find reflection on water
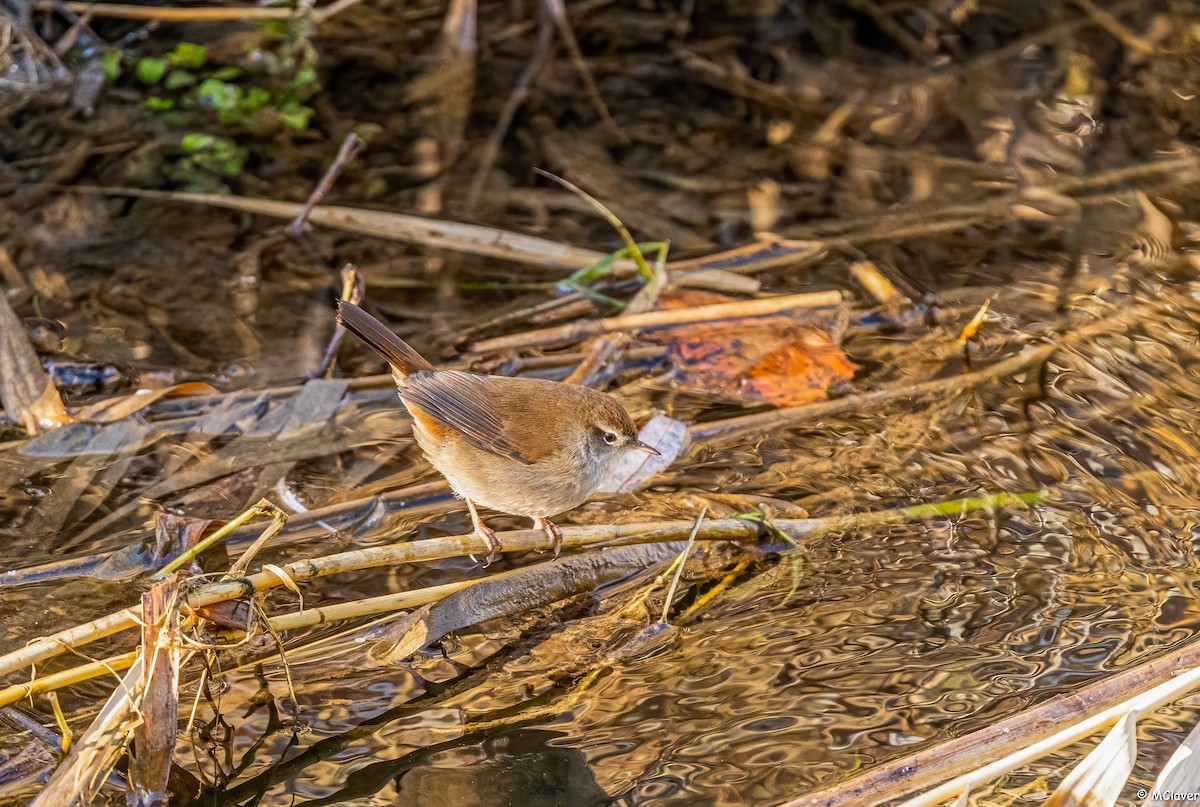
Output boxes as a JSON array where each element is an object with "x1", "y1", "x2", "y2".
[
  {"x1": 5, "y1": 276, "x2": 1200, "y2": 807},
  {"x1": 129, "y1": 283, "x2": 1200, "y2": 806},
  {"x1": 7, "y1": 6, "x2": 1200, "y2": 806}
]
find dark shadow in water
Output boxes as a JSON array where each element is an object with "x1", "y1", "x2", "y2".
[{"x1": 314, "y1": 729, "x2": 612, "y2": 807}]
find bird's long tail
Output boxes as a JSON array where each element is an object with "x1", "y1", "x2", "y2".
[{"x1": 336, "y1": 300, "x2": 435, "y2": 378}]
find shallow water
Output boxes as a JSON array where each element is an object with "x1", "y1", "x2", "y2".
[{"x1": 6, "y1": 2, "x2": 1200, "y2": 804}]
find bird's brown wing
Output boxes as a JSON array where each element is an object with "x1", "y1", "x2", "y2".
[{"x1": 401, "y1": 371, "x2": 543, "y2": 465}]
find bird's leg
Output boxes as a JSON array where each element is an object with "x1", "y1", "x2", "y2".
[
  {"x1": 465, "y1": 498, "x2": 501, "y2": 565},
  {"x1": 533, "y1": 516, "x2": 564, "y2": 558}
]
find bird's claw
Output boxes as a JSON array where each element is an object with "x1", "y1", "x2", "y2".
[
  {"x1": 534, "y1": 517, "x2": 564, "y2": 558},
  {"x1": 476, "y1": 526, "x2": 501, "y2": 567}
]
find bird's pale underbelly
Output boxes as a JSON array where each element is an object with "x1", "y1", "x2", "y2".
[{"x1": 411, "y1": 417, "x2": 605, "y2": 517}]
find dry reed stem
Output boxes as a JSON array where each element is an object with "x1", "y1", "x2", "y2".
[
  {"x1": 1, "y1": 491, "x2": 1036, "y2": 684},
  {"x1": 1064, "y1": 0, "x2": 1154, "y2": 55},
  {"x1": 44, "y1": 2, "x2": 302, "y2": 20},
  {"x1": 471, "y1": 290, "x2": 844, "y2": 352},
  {"x1": 0, "y1": 651, "x2": 137, "y2": 709},
  {"x1": 81, "y1": 187, "x2": 825, "y2": 281},
  {"x1": 0, "y1": 519, "x2": 763, "y2": 680},
  {"x1": 0, "y1": 580, "x2": 478, "y2": 709},
  {"x1": 0, "y1": 493, "x2": 1034, "y2": 717}
]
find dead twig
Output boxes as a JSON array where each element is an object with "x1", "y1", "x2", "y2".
[
  {"x1": 471, "y1": 290, "x2": 844, "y2": 353},
  {"x1": 542, "y1": 0, "x2": 625, "y2": 143},
  {"x1": 286, "y1": 133, "x2": 365, "y2": 236},
  {"x1": 311, "y1": 263, "x2": 365, "y2": 380},
  {"x1": 464, "y1": 12, "x2": 555, "y2": 215},
  {"x1": 1064, "y1": 0, "x2": 1154, "y2": 56}
]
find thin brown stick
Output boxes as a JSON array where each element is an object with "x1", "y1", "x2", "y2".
[
  {"x1": 287, "y1": 133, "x2": 365, "y2": 236},
  {"x1": 43, "y1": 1, "x2": 301, "y2": 20},
  {"x1": 464, "y1": 16, "x2": 555, "y2": 216},
  {"x1": 311, "y1": 263, "x2": 365, "y2": 380},
  {"x1": 471, "y1": 290, "x2": 844, "y2": 352},
  {"x1": 311, "y1": 0, "x2": 367, "y2": 23},
  {"x1": 542, "y1": 0, "x2": 625, "y2": 143},
  {"x1": 843, "y1": 0, "x2": 929, "y2": 62}
]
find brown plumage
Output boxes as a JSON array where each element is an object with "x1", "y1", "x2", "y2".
[{"x1": 336, "y1": 301, "x2": 658, "y2": 563}]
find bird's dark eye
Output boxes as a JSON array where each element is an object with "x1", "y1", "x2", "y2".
[{"x1": 602, "y1": 431, "x2": 618, "y2": 445}]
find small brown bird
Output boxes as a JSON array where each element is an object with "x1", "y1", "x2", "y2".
[{"x1": 336, "y1": 301, "x2": 659, "y2": 563}]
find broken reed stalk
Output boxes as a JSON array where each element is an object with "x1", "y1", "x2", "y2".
[
  {"x1": 0, "y1": 579, "x2": 477, "y2": 710},
  {"x1": 0, "y1": 492, "x2": 1037, "y2": 682},
  {"x1": 28, "y1": 660, "x2": 145, "y2": 807},
  {"x1": 471, "y1": 290, "x2": 845, "y2": 352},
  {"x1": 310, "y1": 263, "x2": 366, "y2": 380},
  {"x1": 790, "y1": 630, "x2": 1200, "y2": 807},
  {"x1": 129, "y1": 576, "x2": 182, "y2": 806},
  {"x1": 151, "y1": 499, "x2": 279, "y2": 581},
  {"x1": 0, "y1": 651, "x2": 138, "y2": 708},
  {"x1": 29, "y1": 578, "x2": 181, "y2": 807}
]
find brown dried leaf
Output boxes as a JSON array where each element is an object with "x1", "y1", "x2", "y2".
[
  {"x1": 0, "y1": 293, "x2": 70, "y2": 434},
  {"x1": 656, "y1": 291, "x2": 857, "y2": 406},
  {"x1": 75, "y1": 381, "x2": 218, "y2": 423}
]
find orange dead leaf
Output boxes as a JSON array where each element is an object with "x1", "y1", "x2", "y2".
[{"x1": 655, "y1": 291, "x2": 857, "y2": 406}]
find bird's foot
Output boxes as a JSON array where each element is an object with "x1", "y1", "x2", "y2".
[
  {"x1": 534, "y1": 517, "x2": 564, "y2": 558},
  {"x1": 474, "y1": 523, "x2": 502, "y2": 567},
  {"x1": 465, "y1": 499, "x2": 502, "y2": 566}
]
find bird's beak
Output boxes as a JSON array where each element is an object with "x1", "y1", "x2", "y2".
[{"x1": 633, "y1": 440, "x2": 661, "y2": 456}]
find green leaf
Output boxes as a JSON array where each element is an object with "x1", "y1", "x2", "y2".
[
  {"x1": 241, "y1": 86, "x2": 272, "y2": 112},
  {"x1": 352, "y1": 123, "x2": 383, "y2": 143},
  {"x1": 210, "y1": 67, "x2": 243, "y2": 81},
  {"x1": 167, "y1": 42, "x2": 208, "y2": 69},
  {"x1": 135, "y1": 57, "x2": 168, "y2": 85},
  {"x1": 143, "y1": 97, "x2": 175, "y2": 112},
  {"x1": 277, "y1": 101, "x2": 313, "y2": 130},
  {"x1": 180, "y1": 133, "x2": 215, "y2": 152},
  {"x1": 196, "y1": 78, "x2": 242, "y2": 113},
  {"x1": 102, "y1": 51, "x2": 122, "y2": 83},
  {"x1": 293, "y1": 68, "x2": 318, "y2": 87},
  {"x1": 164, "y1": 70, "x2": 196, "y2": 90}
]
